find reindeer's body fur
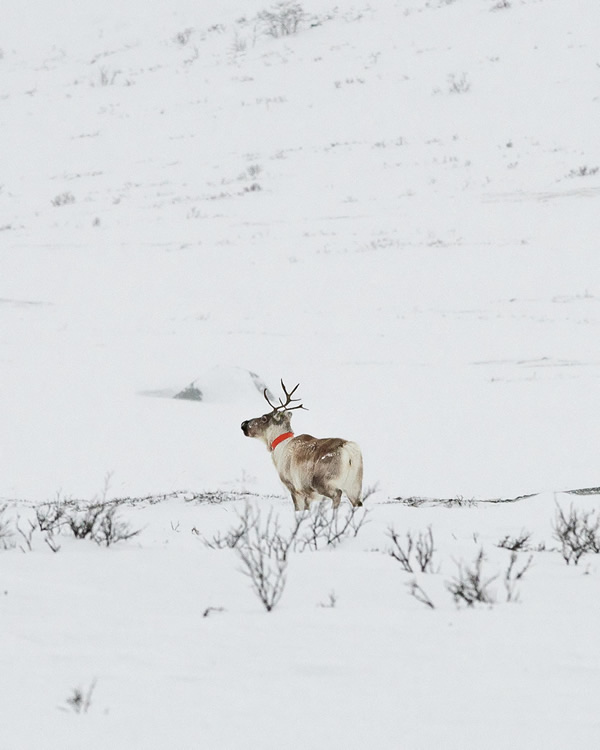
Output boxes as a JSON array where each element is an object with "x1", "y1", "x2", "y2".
[
  {"x1": 272, "y1": 434, "x2": 363, "y2": 511},
  {"x1": 241, "y1": 383, "x2": 363, "y2": 511}
]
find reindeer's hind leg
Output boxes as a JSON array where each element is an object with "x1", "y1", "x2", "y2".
[
  {"x1": 347, "y1": 491, "x2": 363, "y2": 507},
  {"x1": 309, "y1": 464, "x2": 340, "y2": 507},
  {"x1": 329, "y1": 488, "x2": 342, "y2": 509},
  {"x1": 346, "y1": 481, "x2": 363, "y2": 507},
  {"x1": 346, "y1": 469, "x2": 363, "y2": 507},
  {"x1": 344, "y1": 446, "x2": 363, "y2": 507},
  {"x1": 312, "y1": 484, "x2": 342, "y2": 509}
]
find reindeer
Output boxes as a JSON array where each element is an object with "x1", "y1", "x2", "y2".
[{"x1": 241, "y1": 381, "x2": 363, "y2": 511}]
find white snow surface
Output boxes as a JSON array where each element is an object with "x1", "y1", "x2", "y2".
[{"x1": 1, "y1": 0, "x2": 599, "y2": 747}]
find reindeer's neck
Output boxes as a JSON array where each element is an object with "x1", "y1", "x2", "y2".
[
  {"x1": 269, "y1": 432, "x2": 294, "y2": 476},
  {"x1": 260, "y1": 423, "x2": 292, "y2": 451},
  {"x1": 271, "y1": 431, "x2": 294, "y2": 452}
]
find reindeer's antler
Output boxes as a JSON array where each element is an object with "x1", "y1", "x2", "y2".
[{"x1": 263, "y1": 380, "x2": 307, "y2": 413}]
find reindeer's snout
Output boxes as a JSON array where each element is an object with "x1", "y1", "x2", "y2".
[{"x1": 241, "y1": 420, "x2": 250, "y2": 436}]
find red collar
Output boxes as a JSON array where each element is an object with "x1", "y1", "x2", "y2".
[{"x1": 271, "y1": 432, "x2": 294, "y2": 452}]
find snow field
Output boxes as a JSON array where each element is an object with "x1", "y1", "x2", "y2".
[
  {"x1": 1, "y1": 491, "x2": 599, "y2": 748},
  {"x1": 1, "y1": 0, "x2": 600, "y2": 746}
]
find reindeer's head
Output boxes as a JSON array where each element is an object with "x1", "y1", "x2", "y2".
[{"x1": 241, "y1": 381, "x2": 306, "y2": 449}]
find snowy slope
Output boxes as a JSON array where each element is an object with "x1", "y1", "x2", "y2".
[
  {"x1": 1, "y1": 0, "x2": 600, "y2": 746},
  {"x1": 1, "y1": 0, "x2": 599, "y2": 501}
]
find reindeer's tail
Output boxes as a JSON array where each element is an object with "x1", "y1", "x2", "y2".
[{"x1": 341, "y1": 441, "x2": 363, "y2": 507}]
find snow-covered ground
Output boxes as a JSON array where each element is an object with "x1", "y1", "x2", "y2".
[{"x1": 1, "y1": 0, "x2": 599, "y2": 746}]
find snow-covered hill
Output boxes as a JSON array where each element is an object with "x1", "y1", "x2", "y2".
[{"x1": 1, "y1": 0, "x2": 599, "y2": 746}]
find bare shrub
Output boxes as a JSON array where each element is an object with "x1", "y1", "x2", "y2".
[
  {"x1": 36, "y1": 498, "x2": 67, "y2": 533},
  {"x1": 361, "y1": 481, "x2": 379, "y2": 504},
  {"x1": 64, "y1": 501, "x2": 139, "y2": 546},
  {"x1": 204, "y1": 501, "x2": 366, "y2": 558},
  {"x1": 296, "y1": 502, "x2": 367, "y2": 551},
  {"x1": 318, "y1": 591, "x2": 337, "y2": 608},
  {"x1": 447, "y1": 73, "x2": 471, "y2": 94},
  {"x1": 446, "y1": 549, "x2": 496, "y2": 607},
  {"x1": 497, "y1": 530, "x2": 531, "y2": 551},
  {"x1": 406, "y1": 579, "x2": 435, "y2": 609},
  {"x1": 553, "y1": 503, "x2": 600, "y2": 565},
  {"x1": 504, "y1": 552, "x2": 533, "y2": 602},
  {"x1": 387, "y1": 527, "x2": 414, "y2": 572},
  {"x1": 230, "y1": 502, "x2": 364, "y2": 611},
  {"x1": 66, "y1": 504, "x2": 106, "y2": 539},
  {"x1": 98, "y1": 67, "x2": 120, "y2": 86},
  {"x1": 92, "y1": 506, "x2": 140, "y2": 547},
  {"x1": 0, "y1": 504, "x2": 14, "y2": 549},
  {"x1": 415, "y1": 527, "x2": 436, "y2": 573},
  {"x1": 237, "y1": 542, "x2": 286, "y2": 611},
  {"x1": 45, "y1": 531, "x2": 62, "y2": 553},
  {"x1": 567, "y1": 166, "x2": 599, "y2": 178},
  {"x1": 15, "y1": 517, "x2": 36, "y2": 552},
  {"x1": 230, "y1": 32, "x2": 248, "y2": 61},
  {"x1": 201, "y1": 503, "x2": 262, "y2": 549},
  {"x1": 244, "y1": 506, "x2": 303, "y2": 561},
  {"x1": 246, "y1": 164, "x2": 262, "y2": 179},
  {"x1": 51, "y1": 192, "x2": 75, "y2": 207},
  {"x1": 387, "y1": 526, "x2": 436, "y2": 573},
  {"x1": 258, "y1": 2, "x2": 305, "y2": 37},
  {"x1": 173, "y1": 28, "x2": 193, "y2": 46},
  {"x1": 235, "y1": 506, "x2": 302, "y2": 612},
  {"x1": 64, "y1": 679, "x2": 96, "y2": 714}
]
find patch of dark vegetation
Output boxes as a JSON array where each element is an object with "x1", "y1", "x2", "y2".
[
  {"x1": 100, "y1": 490, "x2": 277, "y2": 508},
  {"x1": 567, "y1": 487, "x2": 600, "y2": 496},
  {"x1": 173, "y1": 383, "x2": 203, "y2": 401},
  {"x1": 442, "y1": 496, "x2": 477, "y2": 508},
  {"x1": 566, "y1": 166, "x2": 599, "y2": 179},
  {"x1": 389, "y1": 493, "x2": 538, "y2": 506},
  {"x1": 183, "y1": 490, "x2": 283, "y2": 505},
  {"x1": 391, "y1": 496, "x2": 428, "y2": 507},
  {"x1": 484, "y1": 493, "x2": 538, "y2": 504}
]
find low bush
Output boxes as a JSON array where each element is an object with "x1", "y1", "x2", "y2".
[{"x1": 553, "y1": 503, "x2": 600, "y2": 565}]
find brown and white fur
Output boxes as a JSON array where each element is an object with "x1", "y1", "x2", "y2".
[{"x1": 241, "y1": 409, "x2": 363, "y2": 511}]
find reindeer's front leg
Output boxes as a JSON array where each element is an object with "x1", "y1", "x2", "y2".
[{"x1": 288, "y1": 488, "x2": 306, "y2": 512}]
